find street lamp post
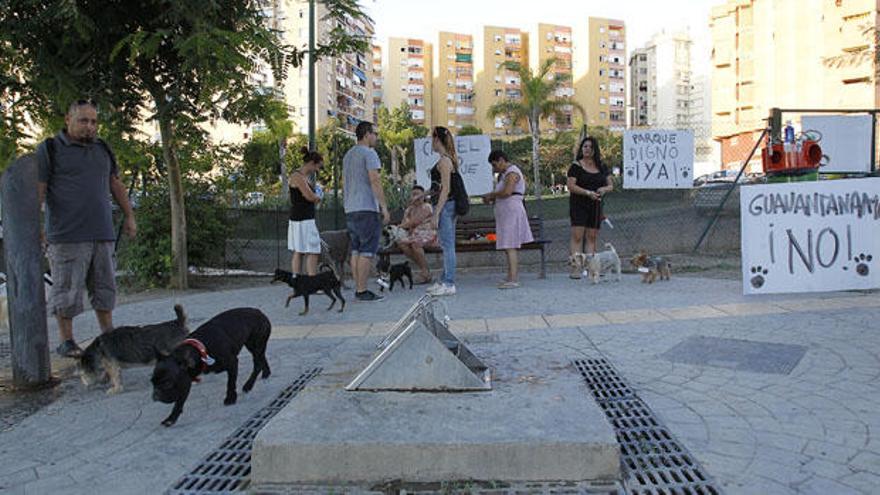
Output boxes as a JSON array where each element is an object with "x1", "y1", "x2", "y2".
[{"x1": 308, "y1": 0, "x2": 316, "y2": 151}]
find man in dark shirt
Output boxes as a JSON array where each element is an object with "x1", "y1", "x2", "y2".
[{"x1": 36, "y1": 100, "x2": 137, "y2": 357}]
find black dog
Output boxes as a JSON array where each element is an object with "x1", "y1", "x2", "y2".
[
  {"x1": 151, "y1": 307, "x2": 272, "y2": 427},
  {"x1": 80, "y1": 304, "x2": 188, "y2": 394},
  {"x1": 376, "y1": 258, "x2": 413, "y2": 292},
  {"x1": 271, "y1": 267, "x2": 345, "y2": 315}
]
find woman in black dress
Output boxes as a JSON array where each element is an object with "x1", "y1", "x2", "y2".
[{"x1": 567, "y1": 136, "x2": 613, "y2": 279}]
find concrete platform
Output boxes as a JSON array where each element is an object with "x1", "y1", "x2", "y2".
[{"x1": 251, "y1": 340, "x2": 620, "y2": 484}]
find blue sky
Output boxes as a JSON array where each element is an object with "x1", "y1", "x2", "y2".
[{"x1": 364, "y1": 0, "x2": 718, "y2": 63}]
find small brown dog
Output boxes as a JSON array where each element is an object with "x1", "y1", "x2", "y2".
[{"x1": 631, "y1": 252, "x2": 672, "y2": 283}]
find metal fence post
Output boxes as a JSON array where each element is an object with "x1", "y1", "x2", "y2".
[{"x1": 692, "y1": 127, "x2": 768, "y2": 253}]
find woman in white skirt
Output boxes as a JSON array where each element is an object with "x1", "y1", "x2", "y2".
[{"x1": 288, "y1": 147, "x2": 324, "y2": 275}]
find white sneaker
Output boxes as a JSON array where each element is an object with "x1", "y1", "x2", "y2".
[
  {"x1": 426, "y1": 282, "x2": 443, "y2": 293},
  {"x1": 427, "y1": 284, "x2": 456, "y2": 296}
]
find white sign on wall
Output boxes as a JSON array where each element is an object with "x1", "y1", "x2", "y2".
[
  {"x1": 801, "y1": 114, "x2": 873, "y2": 174},
  {"x1": 740, "y1": 178, "x2": 880, "y2": 295},
  {"x1": 623, "y1": 129, "x2": 694, "y2": 189},
  {"x1": 414, "y1": 135, "x2": 493, "y2": 196}
]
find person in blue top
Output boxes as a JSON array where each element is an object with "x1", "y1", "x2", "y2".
[{"x1": 342, "y1": 121, "x2": 389, "y2": 302}]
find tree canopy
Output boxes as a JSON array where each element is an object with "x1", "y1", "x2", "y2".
[{"x1": 0, "y1": 0, "x2": 371, "y2": 288}]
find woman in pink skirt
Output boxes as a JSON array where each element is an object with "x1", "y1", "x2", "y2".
[{"x1": 483, "y1": 150, "x2": 533, "y2": 289}]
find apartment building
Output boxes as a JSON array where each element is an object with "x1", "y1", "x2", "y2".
[
  {"x1": 574, "y1": 18, "x2": 626, "y2": 132},
  {"x1": 384, "y1": 37, "x2": 433, "y2": 127},
  {"x1": 371, "y1": 44, "x2": 383, "y2": 123},
  {"x1": 630, "y1": 29, "x2": 716, "y2": 163},
  {"x1": 628, "y1": 30, "x2": 693, "y2": 128},
  {"x1": 532, "y1": 23, "x2": 575, "y2": 130},
  {"x1": 433, "y1": 32, "x2": 476, "y2": 130},
  {"x1": 629, "y1": 48, "x2": 650, "y2": 127},
  {"x1": 475, "y1": 26, "x2": 529, "y2": 136},
  {"x1": 710, "y1": 0, "x2": 880, "y2": 169}
]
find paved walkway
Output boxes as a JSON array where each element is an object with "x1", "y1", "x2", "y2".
[{"x1": 0, "y1": 272, "x2": 879, "y2": 494}]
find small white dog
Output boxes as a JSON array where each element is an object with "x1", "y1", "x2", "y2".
[
  {"x1": 380, "y1": 224, "x2": 408, "y2": 251},
  {"x1": 582, "y1": 243, "x2": 621, "y2": 284}
]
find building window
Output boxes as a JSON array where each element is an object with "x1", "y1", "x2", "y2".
[
  {"x1": 599, "y1": 97, "x2": 607, "y2": 105},
  {"x1": 599, "y1": 69, "x2": 605, "y2": 76},
  {"x1": 494, "y1": 35, "x2": 502, "y2": 42}
]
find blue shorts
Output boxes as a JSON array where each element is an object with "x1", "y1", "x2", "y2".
[{"x1": 346, "y1": 211, "x2": 382, "y2": 257}]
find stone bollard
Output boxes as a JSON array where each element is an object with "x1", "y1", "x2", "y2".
[{"x1": 1, "y1": 154, "x2": 51, "y2": 388}]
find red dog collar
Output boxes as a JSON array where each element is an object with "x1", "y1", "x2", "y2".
[{"x1": 182, "y1": 338, "x2": 215, "y2": 381}]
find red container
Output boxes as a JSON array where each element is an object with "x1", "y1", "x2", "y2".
[{"x1": 761, "y1": 140, "x2": 822, "y2": 174}]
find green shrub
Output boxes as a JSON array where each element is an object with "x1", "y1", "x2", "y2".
[{"x1": 118, "y1": 179, "x2": 230, "y2": 287}]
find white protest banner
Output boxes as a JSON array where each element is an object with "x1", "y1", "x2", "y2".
[
  {"x1": 740, "y1": 178, "x2": 880, "y2": 295},
  {"x1": 801, "y1": 114, "x2": 872, "y2": 174},
  {"x1": 623, "y1": 129, "x2": 694, "y2": 189},
  {"x1": 414, "y1": 134, "x2": 493, "y2": 196}
]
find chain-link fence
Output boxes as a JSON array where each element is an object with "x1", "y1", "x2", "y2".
[
  {"x1": 214, "y1": 120, "x2": 770, "y2": 275},
  {"x1": 100, "y1": 111, "x2": 878, "y2": 284}
]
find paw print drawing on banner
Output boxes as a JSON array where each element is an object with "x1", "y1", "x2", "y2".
[
  {"x1": 854, "y1": 253, "x2": 872, "y2": 277},
  {"x1": 750, "y1": 266, "x2": 768, "y2": 289}
]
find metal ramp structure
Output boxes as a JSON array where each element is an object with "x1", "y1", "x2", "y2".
[{"x1": 345, "y1": 295, "x2": 491, "y2": 391}]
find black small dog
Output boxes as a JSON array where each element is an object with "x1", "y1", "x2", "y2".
[
  {"x1": 80, "y1": 304, "x2": 188, "y2": 394},
  {"x1": 376, "y1": 258, "x2": 413, "y2": 292},
  {"x1": 271, "y1": 267, "x2": 345, "y2": 315},
  {"x1": 151, "y1": 307, "x2": 272, "y2": 427}
]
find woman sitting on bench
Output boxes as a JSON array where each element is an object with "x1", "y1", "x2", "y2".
[{"x1": 396, "y1": 185, "x2": 436, "y2": 285}]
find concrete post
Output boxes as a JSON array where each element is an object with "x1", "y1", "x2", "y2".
[{"x1": 1, "y1": 154, "x2": 51, "y2": 388}]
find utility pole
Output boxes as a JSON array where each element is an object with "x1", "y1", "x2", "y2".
[
  {"x1": 273, "y1": 0, "x2": 288, "y2": 193},
  {"x1": 308, "y1": 0, "x2": 316, "y2": 151}
]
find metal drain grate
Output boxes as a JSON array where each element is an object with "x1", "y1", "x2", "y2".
[
  {"x1": 573, "y1": 359, "x2": 722, "y2": 495},
  {"x1": 167, "y1": 367, "x2": 321, "y2": 495}
]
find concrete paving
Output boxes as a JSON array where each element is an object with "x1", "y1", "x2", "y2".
[
  {"x1": 0, "y1": 271, "x2": 877, "y2": 494},
  {"x1": 252, "y1": 330, "x2": 620, "y2": 484}
]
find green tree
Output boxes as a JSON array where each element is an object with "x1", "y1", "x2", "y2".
[
  {"x1": 487, "y1": 58, "x2": 584, "y2": 201},
  {"x1": 376, "y1": 104, "x2": 428, "y2": 182},
  {"x1": 0, "y1": 0, "x2": 371, "y2": 289},
  {"x1": 458, "y1": 125, "x2": 484, "y2": 136}
]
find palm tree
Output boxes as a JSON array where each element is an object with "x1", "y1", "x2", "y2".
[{"x1": 486, "y1": 57, "x2": 585, "y2": 200}]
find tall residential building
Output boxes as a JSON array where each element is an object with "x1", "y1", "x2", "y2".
[
  {"x1": 371, "y1": 44, "x2": 383, "y2": 123},
  {"x1": 433, "y1": 32, "x2": 476, "y2": 130},
  {"x1": 574, "y1": 18, "x2": 626, "y2": 132},
  {"x1": 628, "y1": 30, "x2": 693, "y2": 128},
  {"x1": 475, "y1": 26, "x2": 529, "y2": 136},
  {"x1": 629, "y1": 29, "x2": 715, "y2": 163},
  {"x1": 629, "y1": 48, "x2": 650, "y2": 127},
  {"x1": 384, "y1": 38, "x2": 433, "y2": 127},
  {"x1": 532, "y1": 23, "x2": 575, "y2": 130},
  {"x1": 280, "y1": 1, "x2": 375, "y2": 136},
  {"x1": 710, "y1": 0, "x2": 880, "y2": 169}
]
